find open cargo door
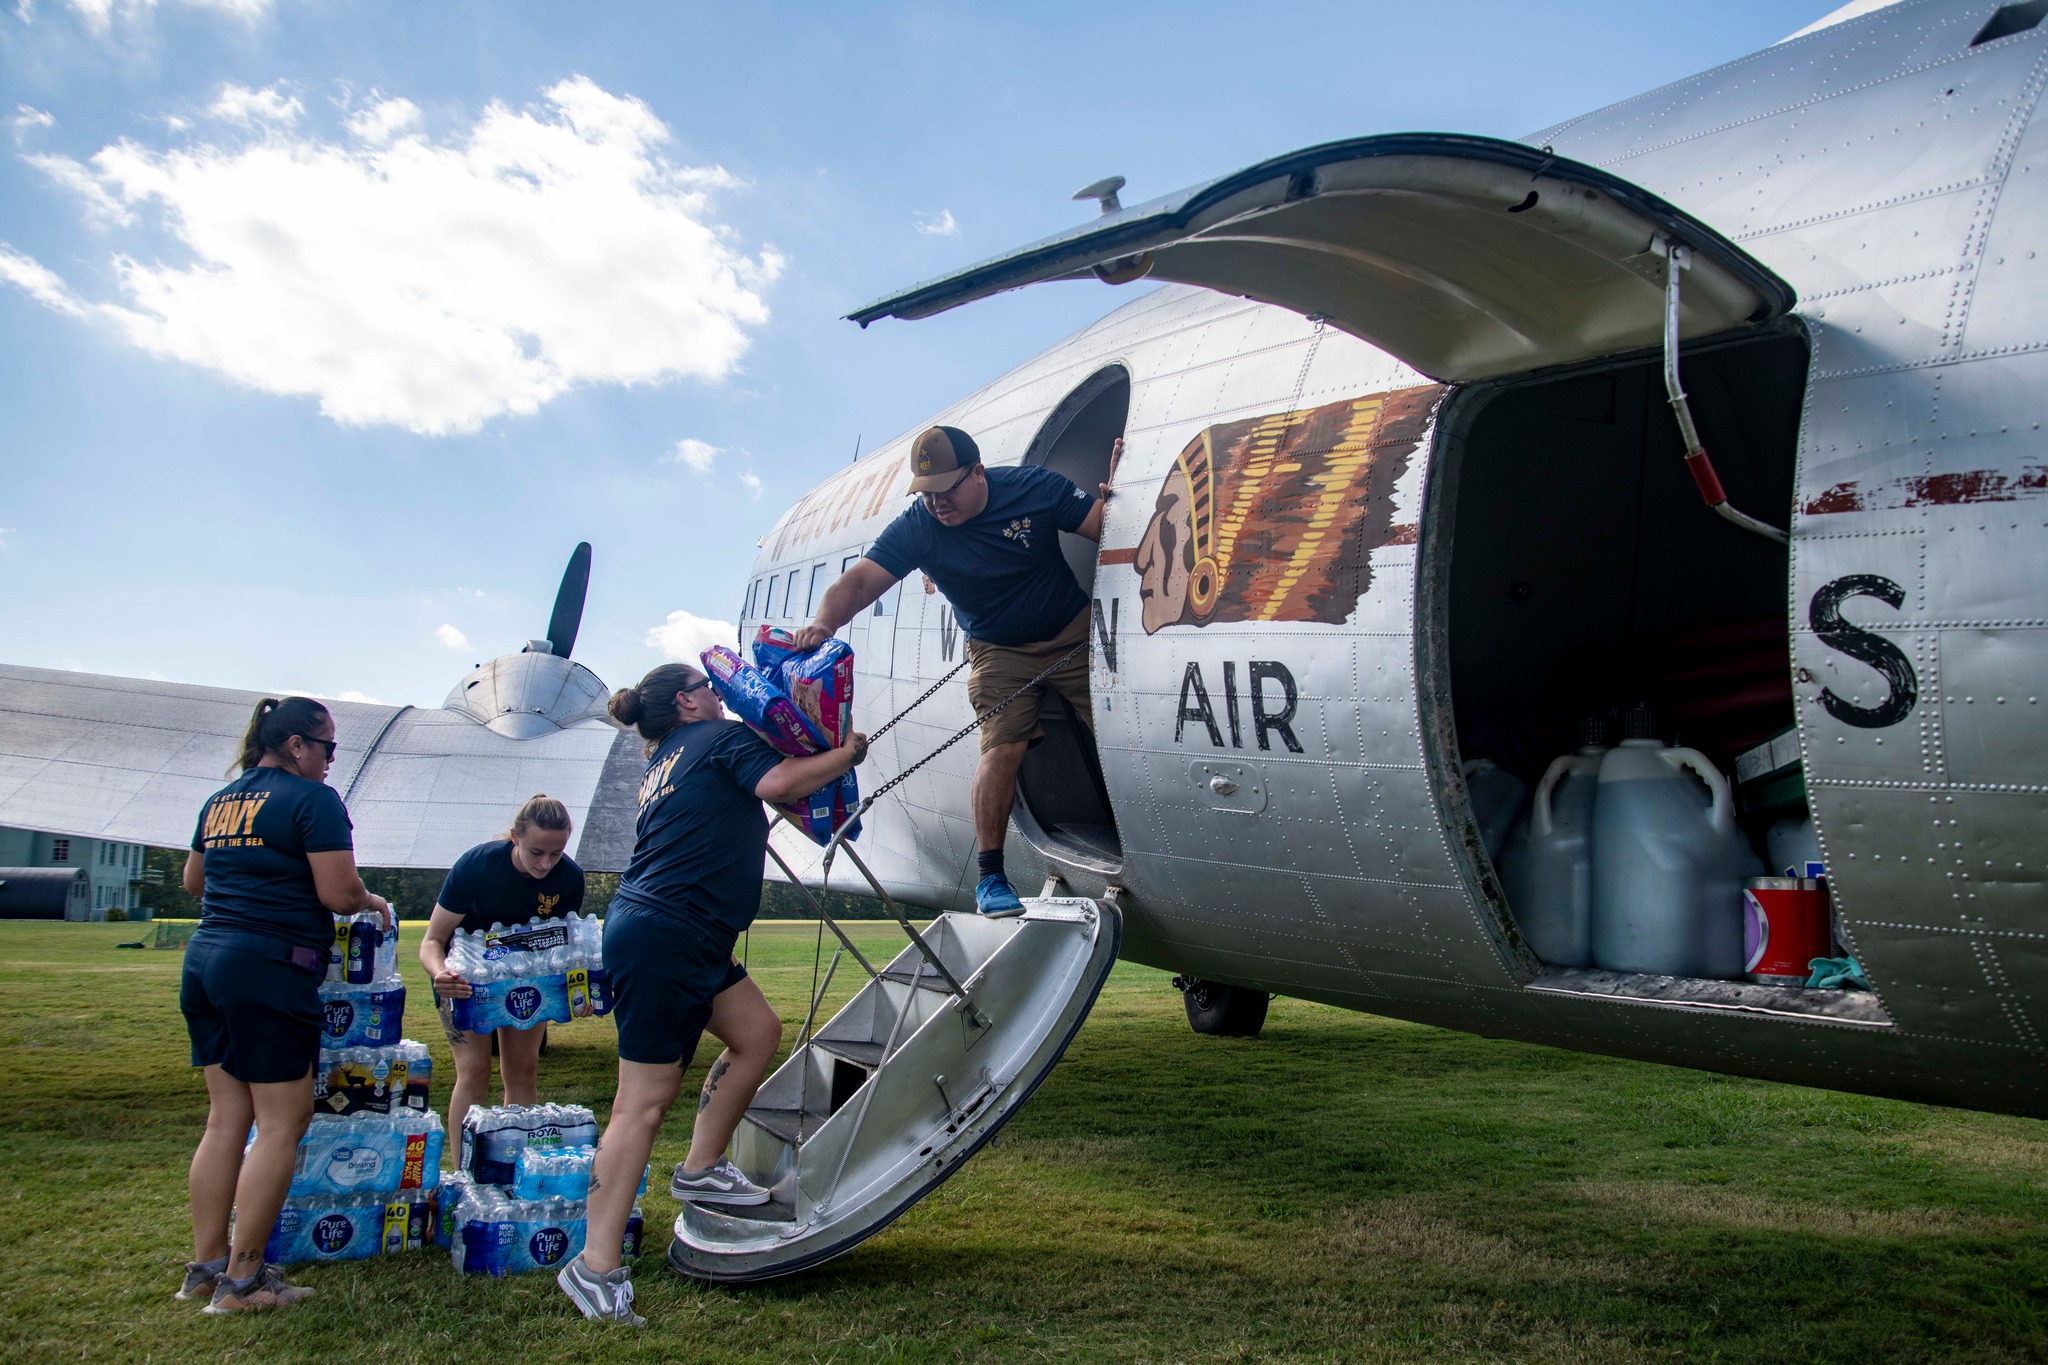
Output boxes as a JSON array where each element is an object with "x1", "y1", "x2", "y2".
[
  {"x1": 849, "y1": 134, "x2": 1793, "y2": 381},
  {"x1": 668, "y1": 898, "x2": 1119, "y2": 1282}
]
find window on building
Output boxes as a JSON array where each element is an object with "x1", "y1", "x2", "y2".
[
  {"x1": 50, "y1": 838, "x2": 69, "y2": 863},
  {"x1": 784, "y1": 569, "x2": 801, "y2": 616},
  {"x1": 806, "y1": 563, "x2": 830, "y2": 618}
]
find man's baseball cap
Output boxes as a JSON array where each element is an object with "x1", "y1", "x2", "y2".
[{"x1": 907, "y1": 425, "x2": 981, "y2": 493}]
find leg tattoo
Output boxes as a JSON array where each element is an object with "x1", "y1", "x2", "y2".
[{"x1": 698, "y1": 1056, "x2": 731, "y2": 1113}]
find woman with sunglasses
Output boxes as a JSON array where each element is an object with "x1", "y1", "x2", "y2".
[
  {"x1": 176, "y1": 695, "x2": 391, "y2": 1313},
  {"x1": 558, "y1": 662, "x2": 864, "y2": 1327}
]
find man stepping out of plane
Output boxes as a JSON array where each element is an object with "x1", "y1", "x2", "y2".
[{"x1": 794, "y1": 425, "x2": 1116, "y2": 916}]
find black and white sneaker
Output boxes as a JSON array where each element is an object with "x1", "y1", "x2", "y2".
[
  {"x1": 557, "y1": 1253, "x2": 644, "y2": 1327},
  {"x1": 669, "y1": 1156, "x2": 771, "y2": 1206}
]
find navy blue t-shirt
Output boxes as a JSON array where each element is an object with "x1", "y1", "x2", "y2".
[
  {"x1": 437, "y1": 839, "x2": 585, "y2": 935},
  {"x1": 189, "y1": 766, "x2": 355, "y2": 953},
  {"x1": 866, "y1": 464, "x2": 1095, "y2": 646},
  {"x1": 610, "y1": 719, "x2": 784, "y2": 935}
]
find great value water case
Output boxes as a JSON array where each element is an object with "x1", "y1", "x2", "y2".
[{"x1": 282, "y1": 1110, "x2": 444, "y2": 1198}]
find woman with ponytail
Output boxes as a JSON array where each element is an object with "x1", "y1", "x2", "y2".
[
  {"x1": 177, "y1": 696, "x2": 391, "y2": 1314},
  {"x1": 557, "y1": 662, "x2": 865, "y2": 1327},
  {"x1": 418, "y1": 794, "x2": 585, "y2": 1134}
]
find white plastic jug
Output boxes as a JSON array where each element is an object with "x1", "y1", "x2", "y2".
[
  {"x1": 1462, "y1": 759, "x2": 1529, "y2": 865},
  {"x1": 1591, "y1": 739, "x2": 1763, "y2": 978},
  {"x1": 1498, "y1": 744, "x2": 1605, "y2": 968}
]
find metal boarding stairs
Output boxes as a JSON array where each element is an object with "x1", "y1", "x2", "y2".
[{"x1": 666, "y1": 825, "x2": 1121, "y2": 1282}]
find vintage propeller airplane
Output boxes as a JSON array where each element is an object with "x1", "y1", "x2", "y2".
[{"x1": 2, "y1": 0, "x2": 2042, "y2": 1280}]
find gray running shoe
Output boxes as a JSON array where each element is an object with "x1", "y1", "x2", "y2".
[
  {"x1": 175, "y1": 1259, "x2": 225, "y2": 1301},
  {"x1": 557, "y1": 1252, "x2": 644, "y2": 1327},
  {"x1": 670, "y1": 1156, "x2": 771, "y2": 1206},
  {"x1": 203, "y1": 1264, "x2": 314, "y2": 1315}
]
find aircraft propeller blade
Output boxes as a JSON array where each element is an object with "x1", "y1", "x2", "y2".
[{"x1": 546, "y1": 542, "x2": 592, "y2": 658}]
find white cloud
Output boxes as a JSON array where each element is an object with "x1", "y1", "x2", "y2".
[
  {"x1": 666, "y1": 436, "x2": 719, "y2": 472},
  {"x1": 66, "y1": 0, "x2": 272, "y2": 36},
  {"x1": 208, "y1": 82, "x2": 302, "y2": 127},
  {"x1": 22, "y1": 154, "x2": 133, "y2": 227},
  {"x1": 435, "y1": 623, "x2": 471, "y2": 651},
  {"x1": 646, "y1": 609, "x2": 734, "y2": 664},
  {"x1": 0, "y1": 244, "x2": 87, "y2": 316},
  {"x1": 2, "y1": 76, "x2": 783, "y2": 435},
  {"x1": 343, "y1": 96, "x2": 420, "y2": 146},
  {"x1": 0, "y1": 528, "x2": 15, "y2": 550},
  {"x1": 14, "y1": 106, "x2": 55, "y2": 136},
  {"x1": 336, "y1": 689, "x2": 381, "y2": 704},
  {"x1": 914, "y1": 208, "x2": 959, "y2": 238},
  {"x1": 737, "y1": 471, "x2": 763, "y2": 499}
]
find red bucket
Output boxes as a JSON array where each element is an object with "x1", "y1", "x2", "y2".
[{"x1": 1742, "y1": 878, "x2": 1832, "y2": 984}]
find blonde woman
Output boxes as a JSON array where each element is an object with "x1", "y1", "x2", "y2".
[{"x1": 418, "y1": 795, "x2": 585, "y2": 1134}]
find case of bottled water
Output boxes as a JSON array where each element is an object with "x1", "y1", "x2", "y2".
[
  {"x1": 328, "y1": 911, "x2": 400, "y2": 984},
  {"x1": 319, "y1": 973, "x2": 407, "y2": 1048},
  {"x1": 314, "y1": 1039, "x2": 432, "y2": 1116},
  {"x1": 447, "y1": 912, "x2": 609, "y2": 1033},
  {"x1": 281, "y1": 1110, "x2": 445, "y2": 1197},
  {"x1": 265, "y1": 1190, "x2": 434, "y2": 1264},
  {"x1": 510, "y1": 1144, "x2": 648, "y2": 1202},
  {"x1": 445, "y1": 1181, "x2": 644, "y2": 1276},
  {"x1": 458, "y1": 1103, "x2": 599, "y2": 1187}
]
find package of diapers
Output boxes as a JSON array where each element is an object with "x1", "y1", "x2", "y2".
[{"x1": 701, "y1": 645, "x2": 825, "y2": 756}]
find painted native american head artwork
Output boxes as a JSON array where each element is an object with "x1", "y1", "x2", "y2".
[{"x1": 1131, "y1": 384, "x2": 1443, "y2": 635}]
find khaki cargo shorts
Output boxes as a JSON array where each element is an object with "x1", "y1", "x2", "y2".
[{"x1": 966, "y1": 607, "x2": 1093, "y2": 752}]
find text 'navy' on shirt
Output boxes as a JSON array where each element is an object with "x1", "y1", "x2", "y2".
[
  {"x1": 610, "y1": 719, "x2": 783, "y2": 935},
  {"x1": 189, "y1": 766, "x2": 354, "y2": 953},
  {"x1": 865, "y1": 464, "x2": 1095, "y2": 646},
  {"x1": 437, "y1": 839, "x2": 586, "y2": 935}
]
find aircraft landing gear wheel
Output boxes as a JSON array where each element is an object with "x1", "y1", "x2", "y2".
[{"x1": 1172, "y1": 975, "x2": 1269, "y2": 1037}]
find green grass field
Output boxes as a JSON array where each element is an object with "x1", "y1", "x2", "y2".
[{"x1": 2, "y1": 920, "x2": 2045, "y2": 1363}]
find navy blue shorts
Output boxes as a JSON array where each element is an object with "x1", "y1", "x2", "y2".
[
  {"x1": 603, "y1": 902, "x2": 749, "y2": 1067},
  {"x1": 180, "y1": 931, "x2": 324, "y2": 1084}
]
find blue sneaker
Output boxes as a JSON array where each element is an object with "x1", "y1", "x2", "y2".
[{"x1": 974, "y1": 874, "x2": 1026, "y2": 918}]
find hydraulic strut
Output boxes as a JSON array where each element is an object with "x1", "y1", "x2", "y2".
[{"x1": 1658, "y1": 239, "x2": 1789, "y2": 546}]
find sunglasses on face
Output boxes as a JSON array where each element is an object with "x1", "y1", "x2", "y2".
[
  {"x1": 297, "y1": 735, "x2": 338, "y2": 760},
  {"x1": 921, "y1": 465, "x2": 977, "y2": 502},
  {"x1": 679, "y1": 679, "x2": 712, "y2": 696}
]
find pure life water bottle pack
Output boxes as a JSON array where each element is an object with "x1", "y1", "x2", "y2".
[{"x1": 447, "y1": 911, "x2": 609, "y2": 1035}]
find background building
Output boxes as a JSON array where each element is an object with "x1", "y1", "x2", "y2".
[{"x1": 0, "y1": 827, "x2": 146, "y2": 920}]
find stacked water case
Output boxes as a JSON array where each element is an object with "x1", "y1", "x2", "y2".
[
  {"x1": 447, "y1": 911, "x2": 611, "y2": 1035},
  {"x1": 265, "y1": 913, "x2": 448, "y2": 1265},
  {"x1": 439, "y1": 1104, "x2": 646, "y2": 1275}
]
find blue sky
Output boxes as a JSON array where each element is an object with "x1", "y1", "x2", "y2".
[{"x1": 0, "y1": 0, "x2": 1842, "y2": 707}]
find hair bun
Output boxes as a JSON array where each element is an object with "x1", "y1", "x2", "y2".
[{"x1": 608, "y1": 687, "x2": 643, "y2": 725}]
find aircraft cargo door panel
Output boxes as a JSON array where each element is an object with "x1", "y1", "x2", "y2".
[{"x1": 1420, "y1": 330, "x2": 1892, "y2": 1030}]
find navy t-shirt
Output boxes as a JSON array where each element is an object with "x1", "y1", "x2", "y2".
[
  {"x1": 610, "y1": 719, "x2": 784, "y2": 935},
  {"x1": 437, "y1": 839, "x2": 585, "y2": 934},
  {"x1": 189, "y1": 766, "x2": 355, "y2": 953},
  {"x1": 866, "y1": 464, "x2": 1095, "y2": 646}
]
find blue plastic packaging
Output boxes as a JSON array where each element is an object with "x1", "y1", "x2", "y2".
[
  {"x1": 319, "y1": 976, "x2": 407, "y2": 1048},
  {"x1": 283, "y1": 1112, "x2": 444, "y2": 1197},
  {"x1": 265, "y1": 1191, "x2": 433, "y2": 1264},
  {"x1": 451, "y1": 973, "x2": 571, "y2": 1034}
]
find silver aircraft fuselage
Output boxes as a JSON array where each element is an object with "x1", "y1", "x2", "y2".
[{"x1": 748, "y1": 0, "x2": 2048, "y2": 1119}]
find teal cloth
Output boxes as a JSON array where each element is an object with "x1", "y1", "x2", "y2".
[{"x1": 1805, "y1": 955, "x2": 1869, "y2": 990}]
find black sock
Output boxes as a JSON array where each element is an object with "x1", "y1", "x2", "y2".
[{"x1": 977, "y1": 849, "x2": 1004, "y2": 880}]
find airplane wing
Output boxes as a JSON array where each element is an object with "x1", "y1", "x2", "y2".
[{"x1": 0, "y1": 662, "x2": 644, "y2": 871}]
